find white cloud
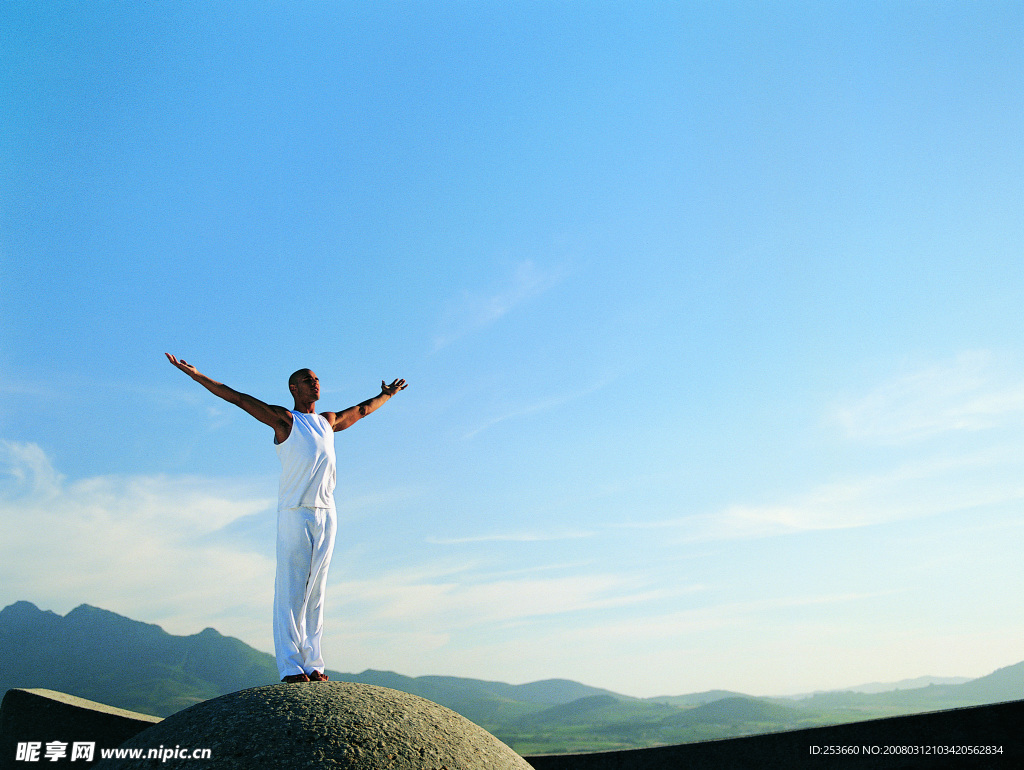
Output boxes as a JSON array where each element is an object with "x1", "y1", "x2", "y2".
[
  {"x1": 1, "y1": 440, "x2": 63, "y2": 498},
  {"x1": 2, "y1": 441, "x2": 696, "y2": 679},
  {"x1": 0, "y1": 442, "x2": 703, "y2": 680},
  {"x1": 0, "y1": 440, "x2": 276, "y2": 642},
  {"x1": 834, "y1": 351, "x2": 1024, "y2": 443}
]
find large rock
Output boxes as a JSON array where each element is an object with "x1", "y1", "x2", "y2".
[{"x1": 94, "y1": 682, "x2": 533, "y2": 769}]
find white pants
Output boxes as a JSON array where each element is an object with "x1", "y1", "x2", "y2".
[{"x1": 273, "y1": 505, "x2": 337, "y2": 679}]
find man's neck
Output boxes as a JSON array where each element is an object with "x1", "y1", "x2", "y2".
[{"x1": 292, "y1": 401, "x2": 316, "y2": 414}]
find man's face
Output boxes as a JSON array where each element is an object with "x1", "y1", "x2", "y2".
[{"x1": 291, "y1": 370, "x2": 320, "y2": 401}]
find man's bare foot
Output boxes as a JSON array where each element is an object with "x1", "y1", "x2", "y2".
[
  {"x1": 281, "y1": 673, "x2": 310, "y2": 683},
  {"x1": 308, "y1": 670, "x2": 329, "y2": 682}
]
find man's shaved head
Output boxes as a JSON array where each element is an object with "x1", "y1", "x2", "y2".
[{"x1": 289, "y1": 368, "x2": 315, "y2": 393}]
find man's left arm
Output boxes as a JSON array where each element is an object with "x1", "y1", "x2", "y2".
[{"x1": 323, "y1": 379, "x2": 407, "y2": 432}]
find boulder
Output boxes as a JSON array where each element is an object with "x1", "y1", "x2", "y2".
[{"x1": 94, "y1": 682, "x2": 533, "y2": 769}]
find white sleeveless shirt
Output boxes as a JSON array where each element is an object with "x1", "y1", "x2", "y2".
[{"x1": 275, "y1": 411, "x2": 337, "y2": 510}]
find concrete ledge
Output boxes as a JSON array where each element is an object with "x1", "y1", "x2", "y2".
[
  {"x1": 0, "y1": 689, "x2": 160, "y2": 770},
  {"x1": 525, "y1": 699, "x2": 1024, "y2": 769}
]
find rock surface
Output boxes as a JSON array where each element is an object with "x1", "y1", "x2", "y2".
[{"x1": 93, "y1": 682, "x2": 533, "y2": 769}]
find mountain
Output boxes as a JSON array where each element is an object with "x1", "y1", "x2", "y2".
[
  {"x1": 953, "y1": 659, "x2": 1024, "y2": 703},
  {"x1": 0, "y1": 600, "x2": 278, "y2": 715},
  {"x1": 3, "y1": 601, "x2": 1024, "y2": 755},
  {"x1": 648, "y1": 689, "x2": 749, "y2": 707},
  {"x1": 838, "y1": 675, "x2": 971, "y2": 694},
  {"x1": 787, "y1": 661, "x2": 1024, "y2": 716},
  {"x1": 334, "y1": 670, "x2": 620, "y2": 727},
  {"x1": 662, "y1": 696, "x2": 802, "y2": 727}
]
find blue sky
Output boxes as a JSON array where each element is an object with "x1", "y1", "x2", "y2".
[{"x1": 2, "y1": 1, "x2": 1023, "y2": 698}]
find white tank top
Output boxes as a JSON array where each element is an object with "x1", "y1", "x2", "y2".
[{"x1": 275, "y1": 411, "x2": 337, "y2": 510}]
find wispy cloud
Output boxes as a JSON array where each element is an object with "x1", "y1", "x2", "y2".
[
  {"x1": 573, "y1": 591, "x2": 896, "y2": 643},
  {"x1": 0, "y1": 375, "x2": 59, "y2": 416},
  {"x1": 321, "y1": 563, "x2": 705, "y2": 681},
  {"x1": 331, "y1": 560, "x2": 701, "y2": 631},
  {"x1": 431, "y1": 260, "x2": 564, "y2": 351},
  {"x1": 460, "y1": 394, "x2": 571, "y2": 439},
  {"x1": 613, "y1": 451, "x2": 1024, "y2": 543},
  {"x1": 461, "y1": 376, "x2": 610, "y2": 439},
  {"x1": 833, "y1": 351, "x2": 1024, "y2": 443}
]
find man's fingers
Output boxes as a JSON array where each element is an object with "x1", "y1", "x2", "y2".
[{"x1": 166, "y1": 353, "x2": 195, "y2": 373}]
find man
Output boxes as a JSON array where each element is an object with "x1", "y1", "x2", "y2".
[{"x1": 165, "y1": 353, "x2": 407, "y2": 683}]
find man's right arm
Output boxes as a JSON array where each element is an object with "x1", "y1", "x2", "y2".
[{"x1": 165, "y1": 353, "x2": 292, "y2": 442}]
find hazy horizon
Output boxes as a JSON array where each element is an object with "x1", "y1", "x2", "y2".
[
  {"x1": 3, "y1": 1, "x2": 1023, "y2": 699},
  {"x1": 0, "y1": 598, "x2": 988, "y2": 700}
]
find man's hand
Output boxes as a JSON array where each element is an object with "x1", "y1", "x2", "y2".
[
  {"x1": 381, "y1": 378, "x2": 408, "y2": 396},
  {"x1": 325, "y1": 378, "x2": 408, "y2": 432},
  {"x1": 166, "y1": 353, "x2": 199, "y2": 379}
]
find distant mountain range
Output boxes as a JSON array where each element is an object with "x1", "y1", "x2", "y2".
[{"x1": 3, "y1": 601, "x2": 1023, "y2": 755}]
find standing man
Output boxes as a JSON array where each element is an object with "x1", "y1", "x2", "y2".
[{"x1": 165, "y1": 353, "x2": 407, "y2": 683}]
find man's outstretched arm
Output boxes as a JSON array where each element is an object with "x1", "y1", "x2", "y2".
[
  {"x1": 165, "y1": 353, "x2": 292, "y2": 441},
  {"x1": 323, "y1": 378, "x2": 407, "y2": 432}
]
